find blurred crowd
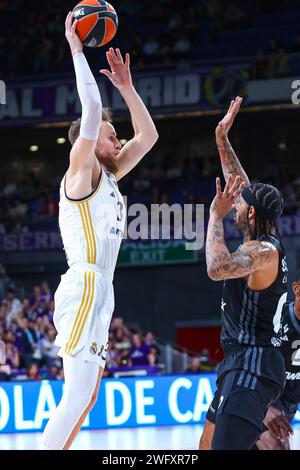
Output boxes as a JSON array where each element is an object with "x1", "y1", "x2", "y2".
[
  {"x1": 0, "y1": 263, "x2": 217, "y2": 381},
  {"x1": 0, "y1": 156, "x2": 299, "y2": 234},
  {"x1": 1, "y1": 0, "x2": 300, "y2": 80}
]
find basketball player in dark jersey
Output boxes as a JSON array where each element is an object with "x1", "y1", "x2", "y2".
[
  {"x1": 255, "y1": 270, "x2": 300, "y2": 450},
  {"x1": 200, "y1": 271, "x2": 300, "y2": 450},
  {"x1": 201, "y1": 97, "x2": 287, "y2": 450}
]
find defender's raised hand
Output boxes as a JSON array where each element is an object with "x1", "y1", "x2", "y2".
[
  {"x1": 100, "y1": 47, "x2": 132, "y2": 91},
  {"x1": 216, "y1": 96, "x2": 243, "y2": 142},
  {"x1": 210, "y1": 174, "x2": 246, "y2": 219}
]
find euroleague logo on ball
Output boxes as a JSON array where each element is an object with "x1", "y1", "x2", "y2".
[
  {"x1": 73, "y1": 0, "x2": 118, "y2": 48},
  {"x1": 73, "y1": 8, "x2": 85, "y2": 18}
]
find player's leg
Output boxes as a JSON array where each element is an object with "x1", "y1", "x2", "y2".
[
  {"x1": 199, "y1": 377, "x2": 221, "y2": 449},
  {"x1": 211, "y1": 371, "x2": 273, "y2": 450},
  {"x1": 42, "y1": 352, "x2": 100, "y2": 450},
  {"x1": 199, "y1": 419, "x2": 215, "y2": 450},
  {"x1": 212, "y1": 414, "x2": 261, "y2": 450},
  {"x1": 63, "y1": 365, "x2": 104, "y2": 450},
  {"x1": 256, "y1": 429, "x2": 290, "y2": 450}
]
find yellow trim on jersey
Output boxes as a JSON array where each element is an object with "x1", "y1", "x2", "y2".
[
  {"x1": 85, "y1": 202, "x2": 97, "y2": 264},
  {"x1": 65, "y1": 271, "x2": 95, "y2": 356},
  {"x1": 78, "y1": 201, "x2": 97, "y2": 264},
  {"x1": 65, "y1": 171, "x2": 104, "y2": 205},
  {"x1": 70, "y1": 271, "x2": 95, "y2": 353},
  {"x1": 79, "y1": 204, "x2": 92, "y2": 263},
  {"x1": 65, "y1": 271, "x2": 89, "y2": 355}
]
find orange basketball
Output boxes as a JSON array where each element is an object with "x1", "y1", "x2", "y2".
[{"x1": 73, "y1": 0, "x2": 118, "y2": 48}]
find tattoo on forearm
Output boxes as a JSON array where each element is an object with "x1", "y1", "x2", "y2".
[
  {"x1": 217, "y1": 136, "x2": 250, "y2": 185},
  {"x1": 206, "y1": 218, "x2": 274, "y2": 281}
]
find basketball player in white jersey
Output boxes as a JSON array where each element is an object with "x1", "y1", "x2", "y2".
[{"x1": 42, "y1": 12, "x2": 158, "y2": 450}]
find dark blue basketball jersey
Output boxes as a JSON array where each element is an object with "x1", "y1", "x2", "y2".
[
  {"x1": 220, "y1": 236, "x2": 288, "y2": 348},
  {"x1": 279, "y1": 302, "x2": 300, "y2": 404}
]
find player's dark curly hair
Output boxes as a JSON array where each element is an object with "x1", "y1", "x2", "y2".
[{"x1": 246, "y1": 183, "x2": 284, "y2": 242}]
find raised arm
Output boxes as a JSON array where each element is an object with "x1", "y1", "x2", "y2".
[
  {"x1": 216, "y1": 96, "x2": 250, "y2": 186},
  {"x1": 65, "y1": 12, "x2": 102, "y2": 198},
  {"x1": 100, "y1": 48, "x2": 158, "y2": 181},
  {"x1": 206, "y1": 176, "x2": 276, "y2": 281}
]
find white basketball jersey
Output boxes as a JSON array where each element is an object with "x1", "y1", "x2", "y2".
[{"x1": 58, "y1": 170, "x2": 125, "y2": 273}]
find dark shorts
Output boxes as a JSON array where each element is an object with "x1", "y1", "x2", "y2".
[{"x1": 206, "y1": 369, "x2": 282, "y2": 432}]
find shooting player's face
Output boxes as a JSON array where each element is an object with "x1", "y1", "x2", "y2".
[{"x1": 95, "y1": 121, "x2": 121, "y2": 173}]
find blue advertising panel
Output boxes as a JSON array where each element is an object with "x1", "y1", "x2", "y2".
[{"x1": 0, "y1": 373, "x2": 299, "y2": 434}]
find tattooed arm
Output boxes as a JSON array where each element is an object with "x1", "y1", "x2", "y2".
[
  {"x1": 206, "y1": 175, "x2": 275, "y2": 281},
  {"x1": 216, "y1": 96, "x2": 250, "y2": 186},
  {"x1": 206, "y1": 223, "x2": 276, "y2": 281}
]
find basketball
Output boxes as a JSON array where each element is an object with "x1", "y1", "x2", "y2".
[{"x1": 73, "y1": 0, "x2": 118, "y2": 48}]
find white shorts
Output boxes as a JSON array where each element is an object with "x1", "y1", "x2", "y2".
[{"x1": 53, "y1": 263, "x2": 114, "y2": 367}]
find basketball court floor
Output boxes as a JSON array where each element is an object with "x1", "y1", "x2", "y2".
[{"x1": 1, "y1": 424, "x2": 300, "y2": 450}]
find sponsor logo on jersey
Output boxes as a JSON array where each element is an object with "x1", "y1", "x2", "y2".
[
  {"x1": 110, "y1": 227, "x2": 124, "y2": 237},
  {"x1": 110, "y1": 192, "x2": 116, "y2": 198},
  {"x1": 221, "y1": 299, "x2": 226, "y2": 312}
]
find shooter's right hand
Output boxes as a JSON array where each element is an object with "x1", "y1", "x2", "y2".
[{"x1": 65, "y1": 11, "x2": 83, "y2": 56}]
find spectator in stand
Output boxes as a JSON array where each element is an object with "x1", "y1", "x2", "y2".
[
  {"x1": 0, "y1": 301, "x2": 8, "y2": 326},
  {"x1": 40, "y1": 280, "x2": 53, "y2": 308},
  {"x1": 46, "y1": 364, "x2": 61, "y2": 380},
  {"x1": 5, "y1": 339, "x2": 20, "y2": 369},
  {"x1": 20, "y1": 317, "x2": 43, "y2": 367},
  {"x1": 21, "y1": 298, "x2": 34, "y2": 321},
  {"x1": 30, "y1": 285, "x2": 49, "y2": 315},
  {"x1": 5, "y1": 288, "x2": 22, "y2": 330},
  {"x1": 144, "y1": 330, "x2": 160, "y2": 361},
  {"x1": 142, "y1": 35, "x2": 160, "y2": 65},
  {"x1": 41, "y1": 327, "x2": 60, "y2": 367},
  {"x1": 172, "y1": 34, "x2": 191, "y2": 61},
  {"x1": 129, "y1": 332, "x2": 151, "y2": 366},
  {"x1": 199, "y1": 348, "x2": 218, "y2": 371},
  {"x1": 113, "y1": 327, "x2": 131, "y2": 352},
  {"x1": 26, "y1": 362, "x2": 42, "y2": 381},
  {"x1": 0, "y1": 264, "x2": 15, "y2": 300},
  {"x1": 185, "y1": 356, "x2": 203, "y2": 374}
]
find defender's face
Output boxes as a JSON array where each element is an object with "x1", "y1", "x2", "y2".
[
  {"x1": 232, "y1": 195, "x2": 249, "y2": 232},
  {"x1": 293, "y1": 281, "x2": 300, "y2": 299},
  {"x1": 95, "y1": 121, "x2": 121, "y2": 173}
]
